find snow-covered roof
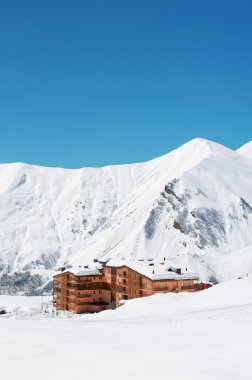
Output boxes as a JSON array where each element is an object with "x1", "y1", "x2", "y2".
[
  {"x1": 69, "y1": 269, "x2": 102, "y2": 276},
  {"x1": 105, "y1": 259, "x2": 199, "y2": 281},
  {"x1": 58, "y1": 263, "x2": 102, "y2": 277},
  {"x1": 55, "y1": 259, "x2": 198, "y2": 280}
]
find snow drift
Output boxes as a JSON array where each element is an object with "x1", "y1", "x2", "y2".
[{"x1": 96, "y1": 276, "x2": 252, "y2": 320}]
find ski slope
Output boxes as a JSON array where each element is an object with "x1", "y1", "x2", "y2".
[{"x1": 1, "y1": 278, "x2": 252, "y2": 380}]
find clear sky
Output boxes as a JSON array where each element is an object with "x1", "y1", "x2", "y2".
[{"x1": 0, "y1": 0, "x2": 252, "y2": 168}]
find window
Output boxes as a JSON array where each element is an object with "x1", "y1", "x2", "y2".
[
  {"x1": 123, "y1": 271, "x2": 126, "y2": 276},
  {"x1": 93, "y1": 291, "x2": 96, "y2": 294},
  {"x1": 129, "y1": 281, "x2": 132, "y2": 285},
  {"x1": 99, "y1": 290, "x2": 102, "y2": 294},
  {"x1": 135, "y1": 290, "x2": 137, "y2": 294},
  {"x1": 135, "y1": 274, "x2": 137, "y2": 278}
]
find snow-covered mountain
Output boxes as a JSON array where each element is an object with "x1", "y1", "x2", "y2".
[
  {"x1": 237, "y1": 141, "x2": 252, "y2": 159},
  {"x1": 1, "y1": 138, "x2": 252, "y2": 294}
]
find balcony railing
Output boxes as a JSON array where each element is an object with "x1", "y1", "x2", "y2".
[
  {"x1": 66, "y1": 282, "x2": 110, "y2": 290},
  {"x1": 67, "y1": 279, "x2": 93, "y2": 284},
  {"x1": 73, "y1": 301, "x2": 110, "y2": 306}
]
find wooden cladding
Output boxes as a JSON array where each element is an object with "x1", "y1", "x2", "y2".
[{"x1": 54, "y1": 265, "x2": 197, "y2": 314}]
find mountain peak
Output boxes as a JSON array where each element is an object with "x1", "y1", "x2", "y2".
[
  {"x1": 189, "y1": 138, "x2": 232, "y2": 154},
  {"x1": 169, "y1": 138, "x2": 233, "y2": 163}
]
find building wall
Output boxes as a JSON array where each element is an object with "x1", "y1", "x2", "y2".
[
  {"x1": 54, "y1": 266, "x2": 197, "y2": 314},
  {"x1": 54, "y1": 271, "x2": 111, "y2": 313}
]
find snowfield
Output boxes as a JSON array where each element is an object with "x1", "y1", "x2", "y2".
[
  {"x1": 1, "y1": 278, "x2": 252, "y2": 380},
  {"x1": 237, "y1": 141, "x2": 252, "y2": 159}
]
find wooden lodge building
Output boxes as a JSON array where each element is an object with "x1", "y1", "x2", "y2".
[{"x1": 53, "y1": 259, "x2": 199, "y2": 313}]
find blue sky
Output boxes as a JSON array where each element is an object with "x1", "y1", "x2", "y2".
[{"x1": 0, "y1": 0, "x2": 252, "y2": 168}]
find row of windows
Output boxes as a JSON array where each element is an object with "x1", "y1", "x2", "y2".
[
  {"x1": 129, "y1": 289, "x2": 138, "y2": 294},
  {"x1": 77, "y1": 290, "x2": 104, "y2": 295},
  {"x1": 121, "y1": 271, "x2": 138, "y2": 278},
  {"x1": 119, "y1": 280, "x2": 139, "y2": 286},
  {"x1": 119, "y1": 289, "x2": 138, "y2": 297},
  {"x1": 66, "y1": 274, "x2": 103, "y2": 281},
  {"x1": 155, "y1": 284, "x2": 171, "y2": 289}
]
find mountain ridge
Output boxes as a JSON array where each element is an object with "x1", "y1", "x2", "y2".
[
  {"x1": 237, "y1": 141, "x2": 252, "y2": 159},
  {"x1": 0, "y1": 137, "x2": 234, "y2": 170},
  {"x1": 0, "y1": 138, "x2": 252, "y2": 294}
]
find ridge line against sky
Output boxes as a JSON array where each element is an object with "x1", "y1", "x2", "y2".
[
  {"x1": 0, "y1": 1, "x2": 252, "y2": 168},
  {"x1": 0, "y1": 138, "x2": 250, "y2": 170}
]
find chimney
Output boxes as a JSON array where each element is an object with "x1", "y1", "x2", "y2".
[{"x1": 176, "y1": 268, "x2": 182, "y2": 275}]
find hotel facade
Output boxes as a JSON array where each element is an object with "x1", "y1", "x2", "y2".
[{"x1": 53, "y1": 259, "x2": 199, "y2": 313}]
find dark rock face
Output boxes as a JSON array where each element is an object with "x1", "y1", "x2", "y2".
[
  {"x1": 193, "y1": 208, "x2": 225, "y2": 249},
  {"x1": 240, "y1": 198, "x2": 252, "y2": 218},
  {"x1": 151, "y1": 178, "x2": 227, "y2": 250},
  {"x1": 144, "y1": 199, "x2": 166, "y2": 240},
  {"x1": 0, "y1": 272, "x2": 52, "y2": 295},
  {"x1": 23, "y1": 252, "x2": 60, "y2": 271}
]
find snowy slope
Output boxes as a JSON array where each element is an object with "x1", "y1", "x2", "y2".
[
  {"x1": 1, "y1": 278, "x2": 252, "y2": 380},
  {"x1": 1, "y1": 138, "x2": 252, "y2": 293},
  {"x1": 96, "y1": 277, "x2": 252, "y2": 320},
  {"x1": 237, "y1": 141, "x2": 252, "y2": 159}
]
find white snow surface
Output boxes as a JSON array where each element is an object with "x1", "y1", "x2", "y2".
[
  {"x1": 94, "y1": 258, "x2": 199, "y2": 280},
  {"x1": 237, "y1": 141, "x2": 252, "y2": 159},
  {"x1": 95, "y1": 277, "x2": 252, "y2": 320},
  {"x1": 0, "y1": 294, "x2": 51, "y2": 314},
  {"x1": 1, "y1": 137, "x2": 252, "y2": 289},
  {"x1": 1, "y1": 278, "x2": 252, "y2": 380}
]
